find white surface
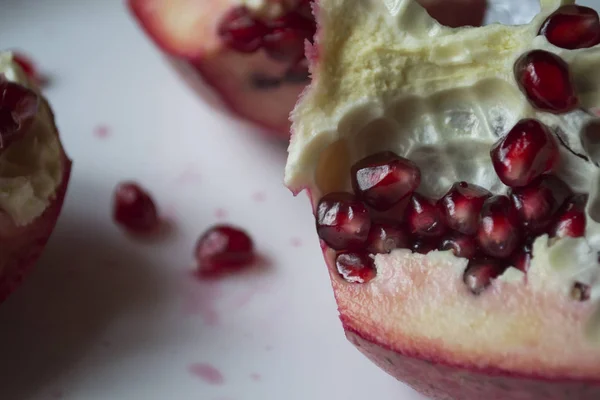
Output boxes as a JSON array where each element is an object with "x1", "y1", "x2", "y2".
[{"x1": 0, "y1": 1, "x2": 597, "y2": 400}]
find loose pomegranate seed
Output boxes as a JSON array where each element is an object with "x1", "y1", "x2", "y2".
[
  {"x1": 335, "y1": 252, "x2": 376, "y2": 283},
  {"x1": 113, "y1": 182, "x2": 159, "y2": 233},
  {"x1": 352, "y1": 151, "x2": 421, "y2": 211},
  {"x1": 510, "y1": 175, "x2": 571, "y2": 233},
  {"x1": 0, "y1": 81, "x2": 39, "y2": 151},
  {"x1": 217, "y1": 6, "x2": 268, "y2": 53},
  {"x1": 463, "y1": 259, "x2": 507, "y2": 295},
  {"x1": 490, "y1": 119, "x2": 559, "y2": 187},
  {"x1": 571, "y1": 282, "x2": 591, "y2": 301},
  {"x1": 195, "y1": 225, "x2": 255, "y2": 276},
  {"x1": 512, "y1": 242, "x2": 533, "y2": 273},
  {"x1": 316, "y1": 192, "x2": 371, "y2": 250},
  {"x1": 366, "y1": 220, "x2": 410, "y2": 254},
  {"x1": 549, "y1": 194, "x2": 588, "y2": 238},
  {"x1": 439, "y1": 233, "x2": 477, "y2": 259},
  {"x1": 439, "y1": 182, "x2": 491, "y2": 235},
  {"x1": 539, "y1": 5, "x2": 600, "y2": 50},
  {"x1": 263, "y1": 29, "x2": 306, "y2": 62},
  {"x1": 412, "y1": 239, "x2": 438, "y2": 255},
  {"x1": 477, "y1": 195, "x2": 521, "y2": 259},
  {"x1": 404, "y1": 193, "x2": 446, "y2": 238},
  {"x1": 514, "y1": 50, "x2": 578, "y2": 113}
]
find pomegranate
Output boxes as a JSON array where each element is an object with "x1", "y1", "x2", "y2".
[
  {"x1": 285, "y1": 1, "x2": 600, "y2": 399},
  {"x1": 0, "y1": 52, "x2": 71, "y2": 302},
  {"x1": 113, "y1": 182, "x2": 160, "y2": 234},
  {"x1": 127, "y1": 0, "x2": 486, "y2": 136},
  {"x1": 195, "y1": 224, "x2": 255, "y2": 276}
]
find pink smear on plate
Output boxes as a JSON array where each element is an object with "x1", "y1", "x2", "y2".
[
  {"x1": 250, "y1": 372, "x2": 262, "y2": 382},
  {"x1": 214, "y1": 208, "x2": 228, "y2": 219},
  {"x1": 93, "y1": 125, "x2": 110, "y2": 139},
  {"x1": 290, "y1": 237, "x2": 303, "y2": 247},
  {"x1": 175, "y1": 165, "x2": 202, "y2": 185},
  {"x1": 252, "y1": 191, "x2": 266, "y2": 202},
  {"x1": 188, "y1": 363, "x2": 224, "y2": 385},
  {"x1": 181, "y1": 275, "x2": 222, "y2": 326}
]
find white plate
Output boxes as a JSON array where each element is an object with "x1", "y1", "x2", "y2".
[{"x1": 0, "y1": 1, "x2": 597, "y2": 399}]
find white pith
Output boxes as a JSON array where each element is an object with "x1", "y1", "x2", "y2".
[
  {"x1": 0, "y1": 52, "x2": 63, "y2": 227},
  {"x1": 284, "y1": 0, "x2": 600, "y2": 344}
]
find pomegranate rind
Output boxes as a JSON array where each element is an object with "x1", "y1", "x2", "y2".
[{"x1": 0, "y1": 99, "x2": 71, "y2": 303}]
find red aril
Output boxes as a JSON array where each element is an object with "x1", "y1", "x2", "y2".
[
  {"x1": 217, "y1": 6, "x2": 268, "y2": 53},
  {"x1": 463, "y1": 258, "x2": 507, "y2": 295},
  {"x1": 549, "y1": 194, "x2": 588, "y2": 239},
  {"x1": 0, "y1": 80, "x2": 39, "y2": 151},
  {"x1": 263, "y1": 29, "x2": 306, "y2": 62},
  {"x1": 512, "y1": 244, "x2": 533, "y2": 273},
  {"x1": 335, "y1": 252, "x2": 376, "y2": 283},
  {"x1": 366, "y1": 220, "x2": 410, "y2": 254},
  {"x1": 113, "y1": 182, "x2": 160, "y2": 234},
  {"x1": 490, "y1": 119, "x2": 559, "y2": 188},
  {"x1": 316, "y1": 192, "x2": 371, "y2": 250},
  {"x1": 411, "y1": 239, "x2": 438, "y2": 255},
  {"x1": 351, "y1": 151, "x2": 421, "y2": 211},
  {"x1": 514, "y1": 50, "x2": 579, "y2": 114},
  {"x1": 477, "y1": 195, "x2": 521, "y2": 258},
  {"x1": 195, "y1": 225, "x2": 255, "y2": 276},
  {"x1": 439, "y1": 233, "x2": 477, "y2": 259},
  {"x1": 510, "y1": 175, "x2": 571, "y2": 233},
  {"x1": 404, "y1": 193, "x2": 447, "y2": 238},
  {"x1": 439, "y1": 182, "x2": 490, "y2": 235},
  {"x1": 540, "y1": 5, "x2": 600, "y2": 50},
  {"x1": 12, "y1": 52, "x2": 45, "y2": 86}
]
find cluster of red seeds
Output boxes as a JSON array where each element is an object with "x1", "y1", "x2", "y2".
[
  {"x1": 216, "y1": 1, "x2": 315, "y2": 84},
  {"x1": 316, "y1": 5, "x2": 600, "y2": 293}
]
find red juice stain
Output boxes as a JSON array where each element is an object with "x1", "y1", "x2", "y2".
[
  {"x1": 188, "y1": 363, "x2": 225, "y2": 385},
  {"x1": 93, "y1": 125, "x2": 110, "y2": 139},
  {"x1": 290, "y1": 237, "x2": 303, "y2": 247},
  {"x1": 214, "y1": 208, "x2": 228, "y2": 219},
  {"x1": 252, "y1": 191, "x2": 266, "y2": 202},
  {"x1": 250, "y1": 372, "x2": 262, "y2": 381}
]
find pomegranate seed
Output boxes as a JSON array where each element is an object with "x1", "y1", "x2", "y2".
[
  {"x1": 490, "y1": 119, "x2": 559, "y2": 187},
  {"x1": 0, "y1": 81, "x2": 39, "y2": 151},
  {"x1": 263, "y1": 29, "x2": 306, "y2": 62},
  {"x1": 366, "y1": 220, "x2": 410, "y2": 254},
  {"x1": 195, "y1": 225, "x2": 255, "y2": 276},
  {"x1": 512, "y1": 243, "x2": 533, "y2": 273},
  {"x1": 404, "y1": 193, "x2": 446, "y2": 238},
  {"x1": 335, "y1": 252, "x2": 376, "y2": 283},
  {"x1": 113, "y1": 182, "x2": 159, "y2": 233},
  {"x1": 352, "y1": 151, "x2": 421, "y2": 211},
  {"x1": 284, "y1": 57, "x2": 310, "y2": 83},
  {"x1": 510, "y1": 175, "x2": 571, "y2": 233},
  {"x1": 266, "y1": 11, "x2": 316, "y2": 38},
  {"x1": 316, "y1": 192, "x2": 371, "y2": 250},
  {"x1": 514, "y1": 50, "x2": 578, "y2": 113},
  {"x1": 411, "y1": 239, "x2": 438, "y2": 255},
  {"x1": 477, "y1": 195, "x2": 521, "y2": 259},
  {"x1": 540, "y1": 5, "x2": 600, "y2": 50},
  {"x1": 439, "y1": 182, "x2": 491, "y2": 235},
  {"x1": 549, "y1": 194, "x2": 588, "y2": 238},
  {"x1": 439, "y1": 233, "x2": 477, "y2": 259},
  {"x1": 217, "y1": 6, "x2": 268, "y2": 53},
  {"x1": 571, "y1": 282, "x2": 591, "y2": 301},
  {"x1": 463, "y1": 259, "x2": 507, "y2": 295}
]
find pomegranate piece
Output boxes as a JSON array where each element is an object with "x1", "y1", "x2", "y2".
[
  {"x1": 539, "y1": 5, "x2": 600, "y2": 50},
  {"x1": 404, "y1": 193, "x2": 446, "y2": 238},
  {"x1": 512, "y1": 242, "x2": 533, "y2": 273},
  {"x1": 514, "y1": 50, "x2": 578, "y2": 114},
  {"x1": 351, "y1": 151, "x2": 421, "y2": 211},
  {"x1": 316, "y1": 192, "x2": 371, "y2": 250},
  {"x1": 549, "y1": 194, "x2": 588, "y2": 239},
  {"x1": 490, "y1": 119, "x2": 559, "y2": 188},
  {"x1": 113, "y1": 182, "x2": 160, "y2": 234},
  {"x1": 439, "y1": 233, "x2": 477, "y2": 259},
  {"x1": 0, "y1": 80, "x2": 39, "y2": 151},
  {"x1": 411, "y1": 239, "x2": 438, "y2": 255},
  {"x1": 195, "y1": 225, "x2": 255, "y2": 276},
  {"x1": 366, "y1": 220, "x2": 410, "y2": 254},
  {"x1": 510, "y1": 175, "x2": 571, "y2": 234},
  {"x1": 463, "y1": 259, "x2": 506, "y2": 295},
  {"x1": 477, "y1": 195, "x2": 521, "y2": 259},
  {"x1": 439, "y1": 182, "x2": 490, "y2": 235},
  {"x1": 217, "y1": 6, "x2": 268, "y2": 53},
  {"x1": 12, "y1": 52, "x2": 44, "y2": 86},
  {"x1": 335, "y1": 252, "x2": 376, "y2": 283},
  {"x1": 284, "y1": 57, "x2": 310, "y2": 83},
  {"x1": 264, "y1": 12, "x2": 315, "y2": 62}
]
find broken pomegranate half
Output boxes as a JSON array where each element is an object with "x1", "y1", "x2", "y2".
[
  {"x1": 127, "y1": 0, "x2": 486, "y2": 136},
  {"x1": 285, "y1": 1, "x2": 600, "y2": 398},
  {"x1": 0, "y1": 52, "x2": 71, "y2": 302}
]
